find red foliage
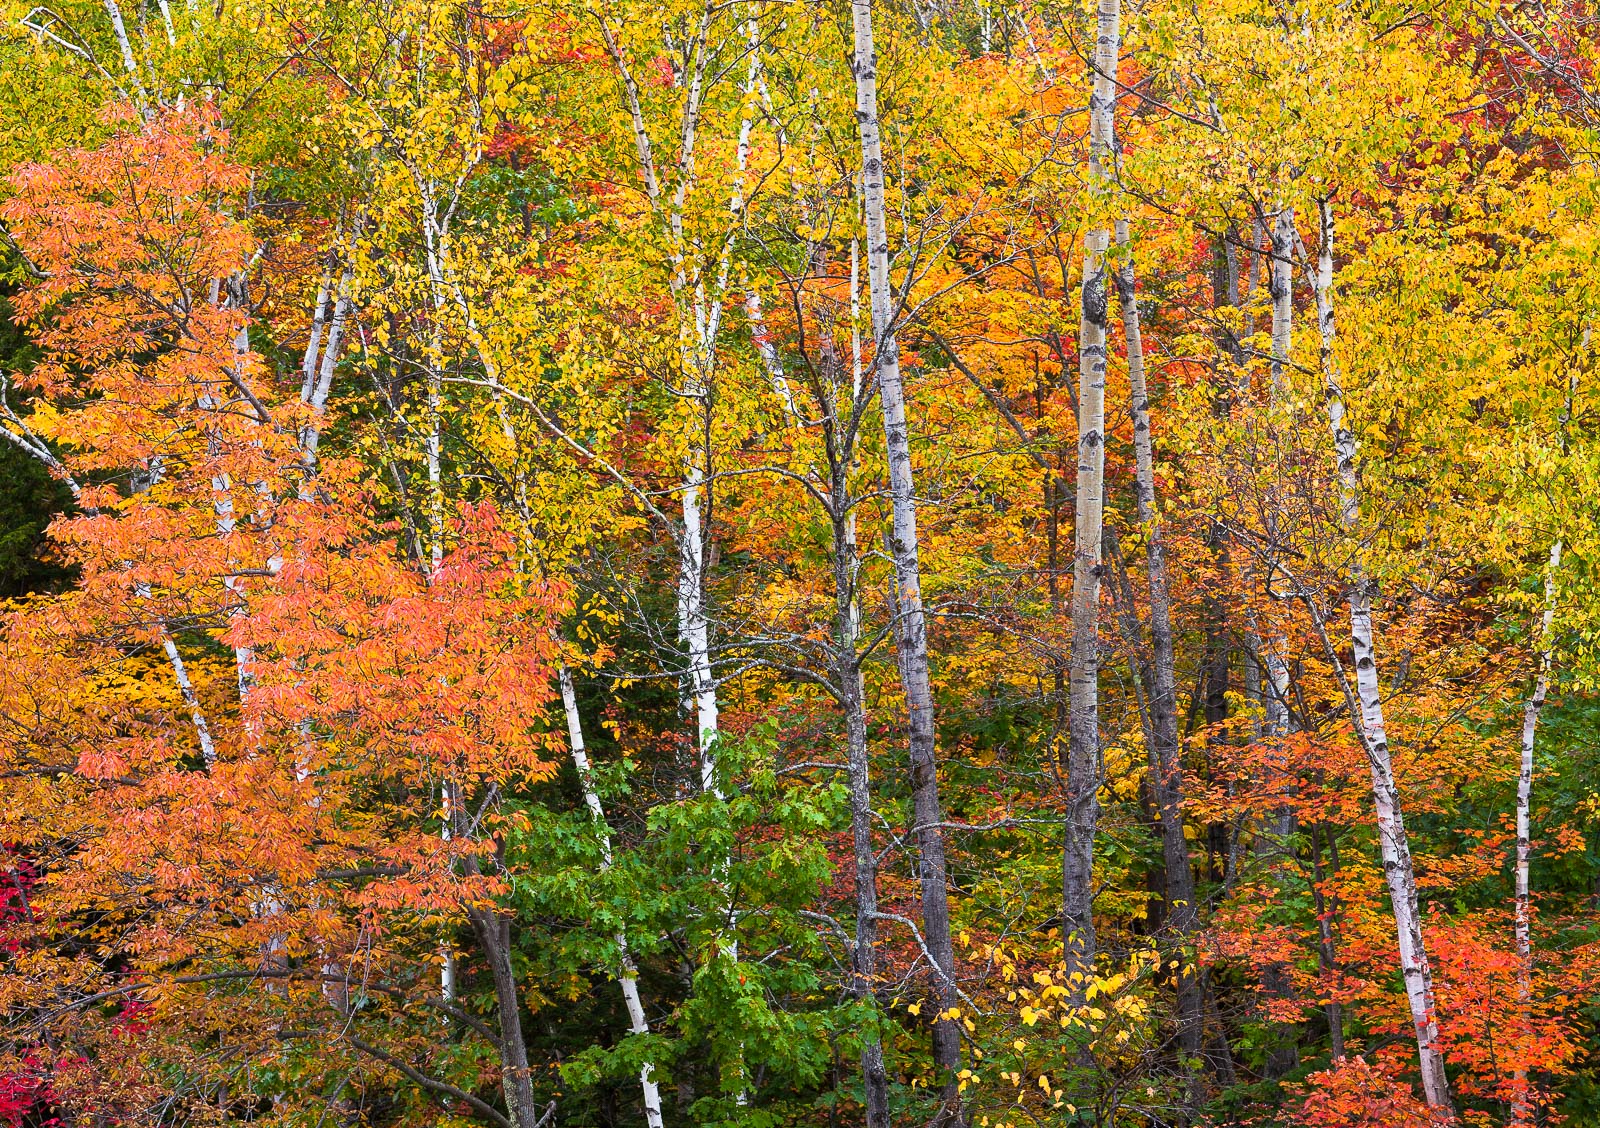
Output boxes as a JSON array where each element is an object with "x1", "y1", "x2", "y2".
[{"x1": 1291, "y1": 1057, "x2": 1440, "y2": 1128}]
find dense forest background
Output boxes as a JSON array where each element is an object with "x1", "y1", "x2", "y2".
[{"x1": 2, "y1": 0, "x2": 1600, "y2": 1125}]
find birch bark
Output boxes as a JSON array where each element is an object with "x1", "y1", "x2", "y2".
[
  {"x1": 1511, "y1": 539, "x2": 1559, "y2": 1120},
  {"x1": 1262, "y1": 204, "x2": 1295, "y2": 739},
  {"x1": 162, "y1": 628, "x2": 216, "y2": 766},
  {"x1": 1312, "y1": 198, "x2": 1452, "y2": 1114},
  {"x1": 418, "y1": 191, "x2": 459, "y2": 1000},
  {"x1": 440, "y1": 782, "x2": 457, "y2": 1002},
  {"x1": 103, "y1": 0, "x2": 152, "y2": 113},
  {"x1": 729, "y1": 12, "x2": 791, "y2": 409},
  {"x1": 592, "y1": 15, "x2": 754, "y2": 1097},
  {"x1": 421, "y1": 198, "x2": 448, "y2": 577},
  {"x1": 1257, "y1": 209, "x2": 1299, "y2": 1078},
  {"x1": 850, "y1": 0, "x2": 962, "y2": 1092},
  {"x1": 1063, "y1": 0, "x2": 1120, "y2": 995},
  {"x1": 1269, "y1": 204, "x2": 1295, "y2": 399},
  {"x1": 1511, "y1": 344, "x2": 1577, "y2": 1113},
  {"x1": 1515, "y1": 350, "x2": 1578, "y2": 1032},
  {"x1": 301, "y1": 267, "x2": 353, "y2": 468},
  {"x1": 561, "y1": 668, "x2": 666, "y2": 1128},
  {"x1": 155, "y1": 0, "x2": 175, "y2": 46},
  {"x1": 424, "y1": 254, "x2": 668, "y2": 1121},
  {"x1": 597, "y1": 5, "x2": 726, "y2": 794},
  {"x1": 202, "y1": 275, "x2": 256, "y2": 708},
  {"x1": 299, "y1": 270, "x2": 333, "y2": 404}
]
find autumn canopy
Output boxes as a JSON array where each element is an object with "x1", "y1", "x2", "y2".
[{"x1": 1, "y1": 0, "x2": 1599, "y2": 1125}]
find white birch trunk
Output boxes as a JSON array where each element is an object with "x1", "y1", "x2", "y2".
[
  {"x1": 424, "y1": 216, "x2": 447, "y2": 578},
  {"x1": 198, "y1": 278, "x2": 257, "y2": 701},
  {"x1": 678, "y1": 470, "x2": 722, "y2": 792},
  {"x1": 301, "y1": 268, "x2": 353, "y2": 467},
  {"x1": 1313, "y1": 199, "x2": 1453, "y2": 1115},
  {"x1": 192, "y1": 279, "x2": 256, "y2": 711},
  {"x1": 213, "y1": 278, "x2": 260, "y2": 706},
  {"x1": 162, "y1": 627, "x2": 216, "y2": 766},
  {"x1": 1515, "y1": 540, "x2": 1559, "y2": 991},
  {"x1": 1269, "y1": 204, "x2": 1295, "y2": 397},
  {"x1": 832, "y1": 492, "x2": 890, "y2": 1128},
  {"x1": 433, "y1": 256, "x2": 667, "y2": 1123},
  {"x1": 1063, "y1": 0, "x2": 1120, "y2": 995},
  {"x1": 1512, "y1": 339, "x2": 1578, "y2": 1112},
  {"x1": 846, "y1": 239, "x2": 863, "y2": 672},
  {"x1": 561, "y1": 668, "x2": 666, "y2": 1128},
  {"x1": 676, "y1": 6, "x2": 760, "y2": 794},
  {"x1": 299, "y1": 269, "x2": 334, "y2": 405},
  {"x1": 440, "y1": 780, "x2": 457, "y2": 1002},
  {"x1": 1509, "y1": 545, "x2": 1559, "y2": 1128},
  {"x1": 420, "y1": 199, "x2": 454, "y2": 1004},
  {"x1": 155, "y1": 0, "x2": 176, "y2": 46},
  {"x1": 814, "y1": 311, "x2": 888, "y2": 1127},
  {"x1": 602, "y1": 6, "x2": 726, "y2": 789},
  {"x1": 599, "y1": 13, "x2": 747, "y2": 1098},
  {"x1": 103, "y1": 0, "x2": 149, "y2": 109},
  {"x1": 852, "y1": 0, "x2": 963, "y2": 1094},
  {"x1": 1262, "y1": 203, "x2": 1295, "y2": 738},
  {"x1": 677, "y1": 456, "x2": 746, "y2": 1105}
]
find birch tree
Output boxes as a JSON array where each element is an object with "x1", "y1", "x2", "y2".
[
  {"x1": 561, "y1": 668, "x2": 666, "y2": 1128},
  {"x1": 850, "y1": 0, "x2": 962, "y2": 1098},
  {"x1": 1510, "y1": 333, "x2": 1583, "y2": 1117},
  {"x1": 1063, "y1": 0, "x2": 1120, "y2": 996},
  {"x1": 1311, "y1": 197, "x2": 1453, "y2": 1115}
]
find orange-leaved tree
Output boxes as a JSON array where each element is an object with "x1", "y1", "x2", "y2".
[{"x1": 0, "y1": 107, "x2": 570, "y2": 1127}]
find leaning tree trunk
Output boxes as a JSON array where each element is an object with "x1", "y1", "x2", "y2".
[
  {"x1": 560, "y1": 668, "x2": 667, "y2": 1128},
  {"x1": 1513, "y1": 336, "x2": 1575, "y2": 1116},
  {"x1": 1312, "y1": 198, "x2": 1453, "y2": 1116},
  {"x1": 1511, "y1": 339, "x2": 1581, "y2": 1117},
  {"x1": 1063, "y1": 0, "x2": 1122, "y2": 997},
  {"x1": 1114, "y1": 220, "x2": 1201, "y2": 1071},
  {"x1": 1515, "y1": 352, "x2": 1578, "y2": 1033},
  {"x1": 850, "y1": 0, "x2": 962, "y2": 1101}
]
